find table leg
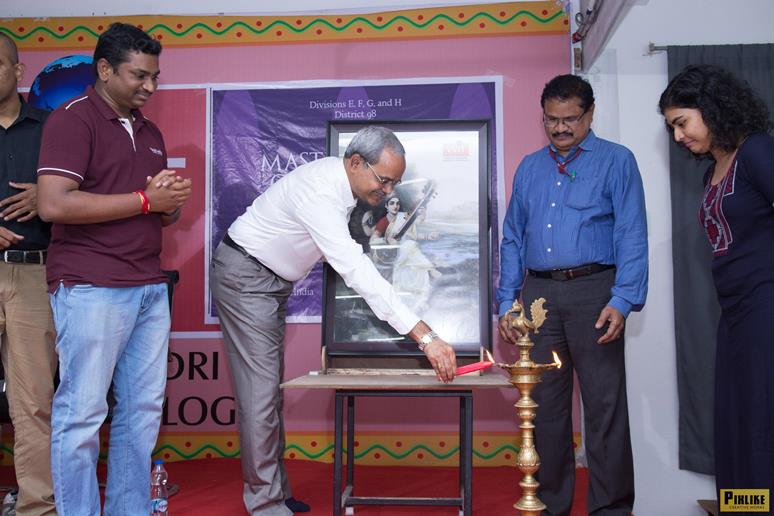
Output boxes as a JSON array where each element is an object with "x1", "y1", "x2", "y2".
[
  {"x1": 347, "y1": 395, "x2": 355, "y2": 487},
  {"x1": 462, "y1": 394, "x2": 473, "y2": 515},
  {"x1": 333, "y1": 392, "x2": 344, "y2": 516}
]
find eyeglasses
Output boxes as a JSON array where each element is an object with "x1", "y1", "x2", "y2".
[
  {"x1": 542, "y1": 110, "x2": 588, "y2": 128},
  {"x1": 365, "y1": 161, "x2": 402, "y2": 188}
]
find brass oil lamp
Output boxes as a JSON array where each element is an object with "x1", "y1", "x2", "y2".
[{"x1": 497, "y1": 298, "x2": 561, "y2": 515}]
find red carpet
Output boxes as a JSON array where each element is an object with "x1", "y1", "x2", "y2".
[{"x1": 0, "y1": 459, "x2": 589, "y2": 515}]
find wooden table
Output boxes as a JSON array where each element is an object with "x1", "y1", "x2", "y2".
[{"x1": 282, "y1": 372, "x2": 511, "y2": 516}]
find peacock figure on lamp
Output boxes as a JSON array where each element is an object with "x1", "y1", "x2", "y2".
[{"x1": 497, "y1": 298, "x2": 561, "y2": 515}]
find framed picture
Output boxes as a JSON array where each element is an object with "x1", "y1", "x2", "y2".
[{"x1": 322, "y1": 120, "x2": 491, "y2": 359}]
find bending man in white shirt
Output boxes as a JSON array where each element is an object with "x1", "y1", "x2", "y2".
[{"x1": 210, "y1": 126, "x2": 457, "y2": 516}]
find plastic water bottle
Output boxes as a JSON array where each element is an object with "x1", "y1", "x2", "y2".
[{"x1": 151, "y1": 459, "x2": 169, "y2": 515}]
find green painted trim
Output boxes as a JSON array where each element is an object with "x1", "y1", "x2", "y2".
[
  {"x1": 12, "y1": 442, "x2": 520, "y2": 462},
  {"x1": 152, "y1": 443, "x2": 241, "y2": 459}
]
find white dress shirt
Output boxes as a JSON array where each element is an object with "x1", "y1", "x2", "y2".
[{"x1": 228, "y1": 156, "x2": 420, "y2": 335}]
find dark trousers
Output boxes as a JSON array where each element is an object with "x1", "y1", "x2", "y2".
[
  {"x1": 714, "y1": 284, "x2": 774, "y2": 514},
  {"x1": 522, "y1": 268, "x2": 634, "y2": 516}
]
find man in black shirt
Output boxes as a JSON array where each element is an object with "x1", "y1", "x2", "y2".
[{"x1": 0, "y1": 32, "x2": 57, "y2": 516}]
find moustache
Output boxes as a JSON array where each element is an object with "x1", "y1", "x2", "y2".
[{"x1": 552, "y1": 132, "x2": 573, "y2": 138}]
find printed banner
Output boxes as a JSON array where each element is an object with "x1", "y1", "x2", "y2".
[{"x1": 208, "y1": 79, "x2": 498, "y2": 323}]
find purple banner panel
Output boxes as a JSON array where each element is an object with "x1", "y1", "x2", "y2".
[{"x1": 209, "y1": 81, "x2": 497, "y2": 323}]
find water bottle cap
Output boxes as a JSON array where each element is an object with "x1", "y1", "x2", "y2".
[{"x1": 153, "y1": 459, "x2": 164, "y2": 465}]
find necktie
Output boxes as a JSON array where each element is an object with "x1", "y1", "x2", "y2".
[{"x1": 548, "y1": 146, "x2": 583, "y2": 181}]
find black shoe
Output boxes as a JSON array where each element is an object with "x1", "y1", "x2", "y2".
[{"x1": 285, "y1": 497, "x2": 310, "y2": 513}]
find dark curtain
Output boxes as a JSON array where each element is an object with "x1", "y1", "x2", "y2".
[{"x1": 667, "y1": 44, "x2": 774, "y2": 474}]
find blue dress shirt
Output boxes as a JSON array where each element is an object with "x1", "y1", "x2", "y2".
[{"x1": 497, "y1": 130, "x2": 648, "y2": 318}]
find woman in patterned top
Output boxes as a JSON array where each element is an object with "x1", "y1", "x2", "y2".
[{"x1": 659, "y1": 64, "x2": 774, "y2": 505}]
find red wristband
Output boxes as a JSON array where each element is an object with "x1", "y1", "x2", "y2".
[{"x1": 135, "y1": 190, "x2": 151, "y2": 215}]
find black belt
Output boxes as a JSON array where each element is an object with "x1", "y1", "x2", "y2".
[
  {"x1": 528, "y1": 263, "x2": 614, "y2": 281},
  {"x1": 2, "y1": 249, "x2": 47, "y2": 265},
  {"x1": 222, "y1": 233, "x2": 280, "y2": 278}
]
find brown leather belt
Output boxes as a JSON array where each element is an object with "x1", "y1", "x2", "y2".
[{"x1": 527, "y1": 263, "x2": 614, "y2": 281}]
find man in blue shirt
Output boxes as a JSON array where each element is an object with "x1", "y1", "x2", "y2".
[{"x1": 497, "y1": 74, "x2": 647, "y2": 515}]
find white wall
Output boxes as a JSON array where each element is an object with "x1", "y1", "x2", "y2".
[{"x1": 585, "y1": 1, "x2": 774, "y2": 514}]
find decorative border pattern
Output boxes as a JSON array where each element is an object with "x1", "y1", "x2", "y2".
[
  {"x1": 1, "y1": 431, "x2": 582, "y2": 467},
  {"x1": 0, "y1": 2, "x2": 567, "y2": 50},
  {"x1": 148, "y1": 433, "x2": 525, "y2": 466},
  {"x1": 149, "y1": 432, "x2": 582, "y2": 467}
]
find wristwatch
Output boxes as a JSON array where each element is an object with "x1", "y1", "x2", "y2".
[{"x1": 418, "y1": 330, "x2": 440, "y2": 351}]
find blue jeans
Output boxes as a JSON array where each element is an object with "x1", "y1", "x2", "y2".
[{"x1": 50, "y1": 283, "x2": 170, "y2": 516}]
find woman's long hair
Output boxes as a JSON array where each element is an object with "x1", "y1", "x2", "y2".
[{"x1": 658, "y1": 64, "x2": 770, "y2": 158}]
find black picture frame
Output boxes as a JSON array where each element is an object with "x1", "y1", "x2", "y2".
[{"x1": 322, "y1": 120, "x2": 491, "y2": 361}]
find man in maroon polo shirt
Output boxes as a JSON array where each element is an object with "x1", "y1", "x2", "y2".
[{"x1": 37, "y1": 23, "x2": 191, "y2": 516}]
